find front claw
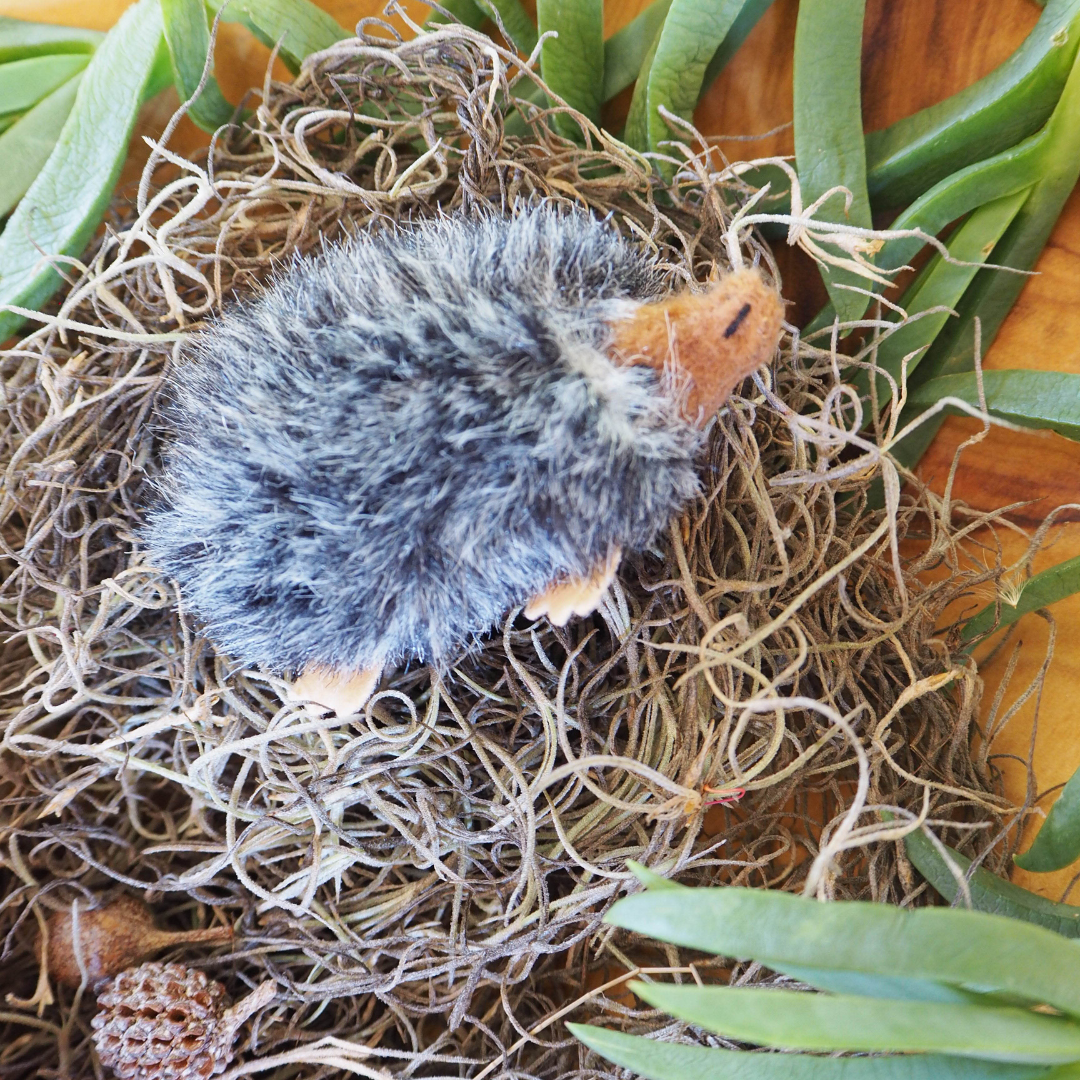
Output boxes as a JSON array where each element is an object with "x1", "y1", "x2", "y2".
[
  {"x1": 524, "y1": 548, "x2": 622, "y2": 627},
  {"x1": 287, "y1": 662, "x2": 383, "y2": 717}
]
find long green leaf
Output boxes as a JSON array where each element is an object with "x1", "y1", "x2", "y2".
[
  {"x1": 475, "y1": 0, "x2": 537, "y2": 55},
  {"x1": 570, "y1": 1023, "x2": 1056, "y2": 1080},
  {"x1": 803, "y1": 5, "x2": 1080, "y2": 338},
  {"x1": 604, "y1": 887, "x2": 1080, "y2": 1016},
  {"x1": 204, "y1": 0, "x2": 348, "y2": 74},
  {"x1": 960, "y1": 555, "x2": 1080, "y2": 645},
  {"x1": 626, "y1": 860, "x2": 682, "y2": 890},
  {"x1": 772, "y1": 965, "x2": 975, "y2": 1004},
  {"x1": 624, "y1": 870, "x2": 980, "y2": 1006},
  {"x1": 740, "y1": 0, "x2": 1080, "y2": 240},
  {"x1": 904, "y1": 370, "x2": 1080, "y2": 442},
  {"x1": 0, "y1": 53, "x2": 87, "y2": 117},
  {"x1": 889, "y1": 42, "x2": 1080, "y2": 471},
  {"x1": 865, "y1": 0, "x2": 1080, "y2": 207},
  {"x1": 804, "y1": 105, "x2": 1051, "y2": 338},
  {"x1": 630, "y1": 984, "x2": 1080, "y2": 1064},
  {"x1": 537, "y1": 0, "x2": 604, "y2": 132},
  {"x1": 0, "y1": 16, "x2": 101, "y2": 62},
  {"x1": 0, "y1": 0, "x2": 165, "y2": 343},
  {"x1": 0, "y1": 73, "x2": 81, "y2": 220},
  {"x1": 162, "y1": 0, "x2": 234, "y2": 132},
  {"x1": 793, "y1": 0, "x2": 873, "y2": 323},
  {"x1": 424, "y1": 0, "x2": 487, "y2": 31},
  {"x1": 901, "y1": 827, "x2": 1080, "y2": 939},
  {"x1": 622, "y1": 1, "x2": 775, "y2": 149},
  {"x1": 1016, "y1": 764, "x2": 1080, "y2": 873},
  {"x1": 637, "y1": 0, "x2": 751, "y2": 158},
  {"x1": 698, "y1": 0, "x2": 776, "y2": 98},
  {"x1": 860, "y1": 190, "x2": 1028, "y2": 408},
  {"x1": 623, "y1": 17, "x2": 663, "y2": 149},
  {"x1": 602, "y1": 0, "x2": 672, "y2": 101},
  {"x1": 880, "y1": 142, "x2": 1045, "y2": 278},
  {"x1": 914, "y1": 99, "x2": 1080, "y2": 386}
]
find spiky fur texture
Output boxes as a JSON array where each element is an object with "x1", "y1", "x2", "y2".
[{"x1": 145, "y1": 207, "x2": 703, "y2": 674}]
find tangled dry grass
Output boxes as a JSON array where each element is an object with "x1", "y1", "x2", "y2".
[{"x1": 0, "y1": 11, "x2": 1051, "y2": 1079}]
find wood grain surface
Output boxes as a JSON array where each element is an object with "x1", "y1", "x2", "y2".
[{"x1": 5, "y1": 0, "x2": 1079, "y2": 899}]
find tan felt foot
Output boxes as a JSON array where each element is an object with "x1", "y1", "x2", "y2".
[
  {"x1": 288, "y1": 663, "x2": 383, "y2": 717},
  {"x1": 524, "y1": 548, "x2": 622, "y2": 627}
]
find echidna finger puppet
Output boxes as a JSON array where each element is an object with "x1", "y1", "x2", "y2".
[{"x1": 146, "y1": 207, "x2": 783, "y2": 715}]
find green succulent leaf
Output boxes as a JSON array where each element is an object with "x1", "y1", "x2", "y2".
[
  {"x1": 161, "y1": 0, "x2": 235, "y2": 132},
  {"x1": 570, "y1": 1023, "x2": 1057, "y2": 1080},
  {"x1": 605, "y1": 886, "x2": 1080, "y2": 1016},
  {"x1": 697, "y1": 0, "x2": 776, "y2": 99},
  {"x1": 623, "y1": 16, "x2": 663, "y2": 149},
  {"x1": 879, "y1": 139, "x2": 1046, "y2": 278},
  {"x1": 424, "y1": 0, "x2": 487, "y2": 31},
  {"x1": 901, "y1": 826, "x2": 1080, "y2": 938},
  {"x1": 626, "y1": 859, "x2": 684, "y2": 890},
  {"x1": 1016, "y1": 764, "x2": 1080, "y2": 873},
  {"x1": 636, "y1": 0, "x2": 754, "y2": 158},
  {"x1": 917, "y1": 117, "x2": 1080, "y2": 386},
  {"x1": 813, "y1": 68, "x2": 1080, "y2": 374},
  {"x1": 625, "y1": 862, "x2": 988, "y2": 1003},
  {"x1": 0, "y1": 53, "x2": 88, "y2": 117},
  {"x1": 602, "y1": 0, "x2": 672, "y2": 101},
  {"x1": 475, "y1": 0, "x2": 537, "y2": 54},
  {"x1": 0, "y1": 72, "x2": 82, "y2": 220},
  {"x1": 888, "y1": 40, "x2": 1080, "y2": 471},
  {"x1": 904, "y1": 370, "x2": 1080, "y2": 442},
  {"x1": 0, "y1": 16, "x2": 102, "y2": 62},
  {"x1": 858, "y1": 190, "x2": 1029, "y2": 408},
  {"x1": 793, "y1": 0, "x2": 873, "y2": 323},
  {"x1": 537, "y1": 0, "x2": 604, "y2": 132},
  {"x1": 621, "y1": 0, "x2": 774, "y2": 149},
  {"x1": 204, "y1": 0, "x2": 349, "y2": 74},
  {"x1": 719, "y1": 0, "x2": 1080, "y2": 251},
  {"x1": 865, "y1": 0, "x2": 1080, "y2": 207},
  {"x1": 0, "y1": 0, "x2": 166, "y2": 343},
  {"x1": 960, "y1": 555, "x2": 1080, "y2": 645},
  {"x1": 772, "y1": 965, "x2": 975, "y2": 1004},
  {"x1": 804, "y1": 102, "x2": 1050, "y2": 337},
  {"x1": 629, "y1": 983, "x2": 1080, "y2": 1064}
]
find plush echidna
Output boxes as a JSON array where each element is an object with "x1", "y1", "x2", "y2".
[{"x1": 145, "y1": 206, "x2": 783, "y2": 714}]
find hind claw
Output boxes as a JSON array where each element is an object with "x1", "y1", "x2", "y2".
[
  {"x1": 287, "y1": 663, "x2": 383, "y2": 717},
  {"x1": 524, "y1": 548, "x2": 622, "y2": 626}
]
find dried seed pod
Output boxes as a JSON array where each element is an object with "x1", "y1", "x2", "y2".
[
  {"x1": 46, "y1": 894, "x2": 232, "y2": 989},
  {"x1": 91, "y1": 961, "x2": 275, "y2": 1080}
]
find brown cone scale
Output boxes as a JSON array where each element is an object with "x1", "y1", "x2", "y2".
[{"x1": 610, "y1": 267, "x2": 784, "y2": 426}]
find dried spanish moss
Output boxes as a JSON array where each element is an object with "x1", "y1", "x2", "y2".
[{"x1": 0, "y1": 13, "x2": 1049, "y2": 1080}]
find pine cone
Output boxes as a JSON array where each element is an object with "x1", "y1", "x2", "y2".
[{"x1": 91, "y1": 962, "x2": 275, "y2": 1080}]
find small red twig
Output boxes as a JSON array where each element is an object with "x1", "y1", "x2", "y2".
[{"x1": 702, "y1": 785, "x2": 746, "y2": 807}]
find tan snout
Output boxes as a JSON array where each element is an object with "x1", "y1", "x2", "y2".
[{"x1": 609, "y1": 267, "x2": 785, "y2": 425}]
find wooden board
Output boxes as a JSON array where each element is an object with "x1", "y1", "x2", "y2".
[{"x1": 5, "y1": 0, "x2": 1080, "y2": 899}]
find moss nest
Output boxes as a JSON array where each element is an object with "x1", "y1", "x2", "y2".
[{"x1": 0, "y1": 16, "x2": 1035, "y2": 1079}]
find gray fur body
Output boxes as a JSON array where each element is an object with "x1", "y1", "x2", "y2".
[{"x1": 145, "y1": 208, "x2": 702, "y2": 675}]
